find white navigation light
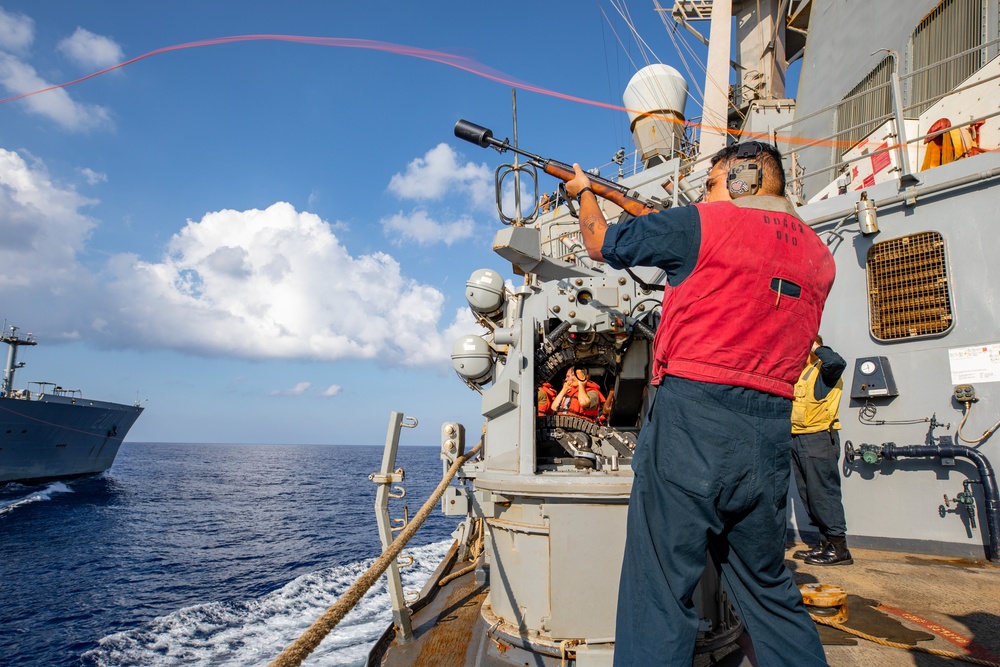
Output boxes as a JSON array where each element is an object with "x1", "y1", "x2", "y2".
[
  {"x1": 465, "y1": 269, "x2": 505, "y2": 317},
  {"x1": 623, "y1": 64, "x2": 689, "y2": 165},
  {"x1": 451, "y1": 335, "x2": 493, "y2": 383}
]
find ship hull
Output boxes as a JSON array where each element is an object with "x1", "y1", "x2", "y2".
[{"x1": 0, "y1": 394, "x2": 143, "y2": 484}]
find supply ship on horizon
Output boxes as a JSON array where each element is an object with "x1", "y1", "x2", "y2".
[{"x1": 0, "y1": 325, "x2": 144, "y2": 485}]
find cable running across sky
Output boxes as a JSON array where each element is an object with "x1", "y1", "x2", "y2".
[{"x1": 0, "y1": 33, "x2": 853, "y2": 149}]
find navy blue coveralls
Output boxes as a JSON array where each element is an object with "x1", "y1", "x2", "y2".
[{"x1": 602, "y1": 207, "x2": 828, "y2": 667}]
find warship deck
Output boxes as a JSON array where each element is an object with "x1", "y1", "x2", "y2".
[
  {"x1": 373, "y1": 542, "x2": 1000, "y2": 666},
  {"x1": 787, "y1": 541, "x2": 1000, "y2": 667}
]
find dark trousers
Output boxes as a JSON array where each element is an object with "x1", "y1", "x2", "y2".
[
  {"x1": 614, "y1": 377, "x2": 827, "y2": 666},
  {"x1": 791, "y1": 430, "x2": 848, "y2": 540}
]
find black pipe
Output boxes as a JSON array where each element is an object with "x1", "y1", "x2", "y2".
[{"x1": 880, "y1": 440, "x2": 1000, "y2": 562}]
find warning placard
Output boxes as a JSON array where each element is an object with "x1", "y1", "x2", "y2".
[{"x1": 949, "y1": 343, "x2": 1000, "y2": 384}]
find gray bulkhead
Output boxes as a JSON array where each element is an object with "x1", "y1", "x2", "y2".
[{"x1": 787, "y1": 0, "x2": 1000, "y2": 558}]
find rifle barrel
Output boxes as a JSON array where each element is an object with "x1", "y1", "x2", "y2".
[{"x1": 454, "y1": 119, "x2": 629, "y2": 196}]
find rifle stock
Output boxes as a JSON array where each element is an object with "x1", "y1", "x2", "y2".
[
  {"x1": 454, "y1": 119, "x2": 656, "y2": 217},
  {"x1": 537, "y1": 160, "x2": 655, "y2": 217}
]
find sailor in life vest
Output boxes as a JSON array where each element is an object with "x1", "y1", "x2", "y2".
[
  {"x1": 790, "y1": 336, "x2": 852, "y2": 566},
  {"x1": 552, "y1": 366, "x2": 604, "y2": 422},
  {"x1": 537, "y1": 382, "x2": 557, "y2": 417}
]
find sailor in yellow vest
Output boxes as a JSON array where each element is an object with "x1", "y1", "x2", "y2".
[{"x1": 790, "y1": 336, "x2": 853, "y2": 566}]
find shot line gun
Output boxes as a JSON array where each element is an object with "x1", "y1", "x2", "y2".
[{"x1": 454, "y1": 119, "x2": 657, "y2": 218}]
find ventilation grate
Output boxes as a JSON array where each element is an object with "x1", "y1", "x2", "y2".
[
  {"x1": 867, "y1": 231, "x2": 953, "y2": 340},
  {"x1": 837, "y1": 57, "x2": 892, "y2": 154},
  {"x1": 909, "y1": 0, "x2": 984, "y2": 116}
]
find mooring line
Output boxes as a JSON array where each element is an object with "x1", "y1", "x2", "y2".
[{"x1": 269, "y1": 439, "x2": 482, "y2": 667}]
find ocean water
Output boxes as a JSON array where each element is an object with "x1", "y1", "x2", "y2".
[{"x1": 0, "y1": 442, "x2": 457, "y2": 667}]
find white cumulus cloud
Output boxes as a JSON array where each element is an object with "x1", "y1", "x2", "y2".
[
  {"x1": 319, "y1": 384, "x2": 342, "y2": 397},
  {"x1": 0, "y1": 8, "x2": 33, "y2": 54},
  {"x1": 0, "y1": 145, "x2": 484, "y2": 367},
  {"x1": 58, "y1": 27, "x2": 124, "y2": 70},
  {"x1": 381, "y1": 209, "x2": 474, "y2": 246},
  {"x1": 382, "y1": 143, "x2": 491, "y2": 246},
  {"x1": 0, "y1": 148, "x2": 96, "y2": 282},
  {"x1": 103, "y1": 202, "x2": 479, "y2": 366},
  {"x1": 388, "y1": 143, "x2": 492, "y2": 207},
  {"x1": 0, "y1": 53, "x2": 111, "y2": 131},
  {"x1": 0, "y1": 147, "x2": 102, "y2": 333}
]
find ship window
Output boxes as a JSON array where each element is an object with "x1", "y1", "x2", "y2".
[
  {"x1": 908, "y1": 0, "x2": 985, "y2": 116},
  {"x1": 867, "y1": 231, "x2": 954, "y2": 341}
]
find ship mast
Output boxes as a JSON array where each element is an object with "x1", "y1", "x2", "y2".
[
  {"x1": 671, "y1": 0, "x2": 792, "y2": 165},
  {"x1": 699, "y1": 0, "x2": 733, "y2": 162},
  {"x1": 1, "y1": 325, "x2": 37, "y2": 397}
]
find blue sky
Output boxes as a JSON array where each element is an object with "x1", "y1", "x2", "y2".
[{"x1": 0, "y1": 1, "x2": 710, "y2": 445}]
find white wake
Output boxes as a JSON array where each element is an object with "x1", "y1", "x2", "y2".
[
  {"x1": 85, "y1": 539, "x2": 454, "y2": 667},
  {"x1": 0, "y1": 481, "x2": 73, "y2": 516}
]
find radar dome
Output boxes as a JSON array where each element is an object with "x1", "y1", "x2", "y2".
[{"x1": 622, "y1": 64, "x2": 689, "y2": 166}]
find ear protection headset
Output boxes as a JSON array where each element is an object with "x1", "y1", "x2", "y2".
[{"x1": 726, "y1": 142, "x2": 766, "y2": 198}]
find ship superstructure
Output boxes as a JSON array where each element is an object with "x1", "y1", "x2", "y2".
[{"x1": 362, "y1": 1, "x2": 1000, "y2": 665}]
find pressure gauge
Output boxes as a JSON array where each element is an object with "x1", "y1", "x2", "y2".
[{"x1": 851, "y1": 356, "x2": 898, "y2": 399}]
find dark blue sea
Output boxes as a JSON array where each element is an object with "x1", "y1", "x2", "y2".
[{"x1": 0, "y1": 443, "x2": 456, "y2": 666}]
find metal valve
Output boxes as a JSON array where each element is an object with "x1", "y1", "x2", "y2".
[
  {"x1": 861, "y1": 445, "x2": 882, "y2": 464},
  {"x1": 844, "y1": 440, "x2": 886, "y2": 465},
  {"x1": 943, "y1": 480, "x2": 979, "y2": 529}
]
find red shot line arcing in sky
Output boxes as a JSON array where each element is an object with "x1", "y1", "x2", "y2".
[{"x1": 0, "y1": 34, "x2": 849, "y2": 150}]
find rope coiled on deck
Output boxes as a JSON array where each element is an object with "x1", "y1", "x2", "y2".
[
  {"x1": 814, "y1": 616, "x2": 1000, "y2": 667},
  {"x1": 269, "y1": 439, "x2": 483, "y2": 667}
]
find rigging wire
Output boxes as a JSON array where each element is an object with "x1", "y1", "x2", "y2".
[
  {"x1": 598, "y1": 2, "x2": 626, "y2": 154},
  {"x1": 657, "y1": 7, "x2": 707, "y2": 110},
  {"x1": 610, "y1": 0, "x2": 658, "y2": 68},
  {"x1": 598, "y1": 4, "x2": 644, "y2": 76},
  {"x1": 606, "y1": 0, "x2": 692, "y2": 149},
  {"x1": 757, "y1": 0, "x2": 766, "y2": 97},
  {"x1": 654, "y1": 2, "x2": 747, "y2": 123}
]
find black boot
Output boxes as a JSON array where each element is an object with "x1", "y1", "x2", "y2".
[
  {"x1": 804, "y1": 536, "x2": 853, "y2": 566},
  {"x1": 793, "y1": 539, "x2": 828, "y2": 560}
]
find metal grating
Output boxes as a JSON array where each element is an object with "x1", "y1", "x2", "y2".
[
  {"x1": 836, "y1": 57, "x2": 893, "y2": 155},
  {"x1": 909, "y1": 0, "x2": 984, "y2": 115},
  {"x1": 867, "y1": 231, "x2": 953, "y2": 341}
]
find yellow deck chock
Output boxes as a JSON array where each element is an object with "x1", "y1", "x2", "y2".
[{"x1": 799, "y1": 583, "x2": 849, "y2": 625}]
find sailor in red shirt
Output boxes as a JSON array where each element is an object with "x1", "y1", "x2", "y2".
[{"x1": 565, "y1": 142, "x2": 834, "y2": 667}]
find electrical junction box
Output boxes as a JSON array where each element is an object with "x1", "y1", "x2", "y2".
[{"x1": 850, "y1": 356, "x2": 899, "y2": 399}]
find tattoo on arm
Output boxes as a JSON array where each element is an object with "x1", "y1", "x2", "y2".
[
  {"x1": 581, "y1": 212, "x2": 603, "y2": 232},
  {"x1": 578, "y1": 201, "x2": 609, "y2": 260}
]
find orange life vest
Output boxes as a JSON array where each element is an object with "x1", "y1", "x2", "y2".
[
  {"x1": 537, "y1": 383, "x2": 557, "y2": 417},
  {"x1": 557, "y1": 381, "x2": 605, "y2": 421}
]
